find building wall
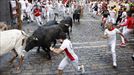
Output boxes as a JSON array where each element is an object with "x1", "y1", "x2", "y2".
[{"x1": 0, "y1": 0, "x2": 12, "y2": 25}]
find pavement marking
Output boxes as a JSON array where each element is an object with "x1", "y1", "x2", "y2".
[
  {"x1": 78, "y1": 19, "x2": 100, "y2": 22},
  {"x1": 56, "y1": 40, "x2": 134, "y2": 49},
  {"x1": 74, "y1": 43, "x2": 134, "y2": 49},
  {"x1": 74, "y1": 45, "x2": 107, "y2": 49},
  {"x1": 72, "y1": 40, "x2": 106, "y2": 45}
]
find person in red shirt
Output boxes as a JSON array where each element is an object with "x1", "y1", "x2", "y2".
[
  {"x1": 118, "y1": 12, "x2": 134, "y2": 46},
  {"x1": 33, "y1": 5, "x2": 43, "y2": 26}
]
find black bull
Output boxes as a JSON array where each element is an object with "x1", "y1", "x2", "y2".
[
  {"x1": 60, "y1": 16, "x2": 73, "y2": 32},
  {"x1": 45, "y1": 16, "x2": 72, "y2": 39},
  {"x1": 25, "y1": 24, "x2": 68, "y2": 59},
  {"x1": 73, "y1": 9, "x2": 81, "y2": 22}
]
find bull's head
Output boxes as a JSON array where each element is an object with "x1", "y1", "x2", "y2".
[{"x1": 25, "y1": 36, "x2": 38, "y2": 52}]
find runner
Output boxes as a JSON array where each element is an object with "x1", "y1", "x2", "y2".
[
  {"x1": 50, "y1": 32, "x2": 85, "y2": 75},
  {"x1": 118, "y1": 12, "x2": 134, "y2": 46},
  {"x1": 103, "y1": 22, "x2": 126, "y2": 68},
  {"x1": 33, "y1": 5, "x2": 43, "y2": 26}
]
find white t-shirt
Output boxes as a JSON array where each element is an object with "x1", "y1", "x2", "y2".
[
  {"x1": 109, "y1": 10, "x2": 116, "y2": 18},
  {"x1": 19, "y1": 0, "x2": 27, "y2": 10},
  {"x1": 60, "y1": 39, "x2": 78, "y2": 61},
  {"x1": 121, "y1": 11, "x2": 127, "y2": 19},
  {"x1": 10, "y1": 1, "x2": 17, "y2": 14},
  {"x1": 46, "y1": 4, "x2": 53, "y2": 12},
  {"x1": 26, "y1": 2, "x2": 33, "y2": 13},
  {"x1": 104, "y1": 28, "x2": 121, "y2": 44}
]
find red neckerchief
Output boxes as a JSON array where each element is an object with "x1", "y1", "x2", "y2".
[{"x1": 109, "y1": 27, "x2": 115, "y2": 31}]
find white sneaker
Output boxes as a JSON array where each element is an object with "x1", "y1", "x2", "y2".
[
  {"x1": 132, "y1": 55, "x2": 134, "y2": 61},
  {"x1": 80, "y1": 65, "x2": 85, "y2": 73},
  {"x1": 113, "y1": 62, "x2": 117, "y2": 68}
]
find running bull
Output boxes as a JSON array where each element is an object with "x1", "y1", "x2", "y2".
[
  {"x1": 45, "y1": 17, "x2": 72, "y2": 39},
  {"x1": 73, "y1": 8, "x2": 81, "y2": 22},
  {"x1": 25, "y1": 25, "x2": 64, "y2": 59}
]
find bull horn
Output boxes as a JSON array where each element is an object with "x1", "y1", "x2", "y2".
[
  {"x1": 33, "y1": 37, "x2": 38, "y2": 41},
  {"x1": 21, "y1": 31, "x2": 29, "y2": 37},
  {"x1": 65, "y1": 24, "x2": 69, "y2": 27}
]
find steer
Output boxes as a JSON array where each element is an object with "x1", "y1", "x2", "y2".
[
  {"x1": 0, "y1": 29, "x2": 28, "y2": 70},
  {"x1": 73, "y1": 8, "x2": 81, "y2": 22},
  {"x1": 25, "y1": 25, "x2": 64, "y2": 59}
]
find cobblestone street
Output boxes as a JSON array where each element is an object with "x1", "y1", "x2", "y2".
[{"x1": 0, "y1": 8, "x2": 134, "y2": 75}]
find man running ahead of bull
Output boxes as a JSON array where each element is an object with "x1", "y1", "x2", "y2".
[{"x1": 50, "y1": 32, "x2": 85, "y2": 75}]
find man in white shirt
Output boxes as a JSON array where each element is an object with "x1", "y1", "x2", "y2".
[
  {"x1": 46, "y1": 1, "x2": 53, "y2": 22},
  {"x1": 103, "y1": 22, "x2": 126, "y2": 68},
  {"x1": 19, "y1": 0, "x2": 27, "y2": 21},
  {"x1": 58, "y1": 1, "x2": 66, "y2": 17},
  {"x1": 109, "y1": 7, "x2": 116, "y2": 24},
  {"x1": 25, "y1": 0, "x2": 34, "y2": 22},
  {"x1": 50, "y1": 32, "x2": 85, "y2": 75}
]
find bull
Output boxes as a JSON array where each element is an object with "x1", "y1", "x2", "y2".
[
  {"x1": 25, "y1": 25, "x2": 64, "y2": 59},
  {"x1": 45, "y1": 20, "x2": 58, "y2": 26},
  {"x1": 60, "y1": 16, "x2": 72, "y2": 39},
  {"x1": 60, "y1": 16, "x2": 73, "y2": 32},
  {"x1": 44, "y1": 17, "x2": 72, "y2": 39},
  {"x1": 0, "y1": 29, "x2": 28, "y2": 70},
  {"x1": 73, "y1": 8, "x2": 81, "y2": 22}
]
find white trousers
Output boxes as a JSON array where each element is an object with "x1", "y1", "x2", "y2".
[
  {"x1": 27, "y1": 11, "x2": 34, "y2": 21},
  {"x1": 42, "y1": 8, "x2": 47, "y2": 18},
  {"x1": 21, "y1": 9, "x2": 26, "y2": 21},
  {"x1": 108, "y1": 42, "x2": 116, "y2": 63},
  {"x1": 35, "y1": 16, "x2": 42, "y2": 26},
  {"x1": 47, "y1": 11, "x2": 50, "y2": 22},
  {"x1": 109, "y1": 17, "x2": 116, "y2": 24},
  {"x1": 121, "y1": 28, "x2": 133, "y2": 43},
  {"x1": 93, "y1": 10, "x2": 97, "y2": 15},
  {"x1": 58, "y1": 56, "x2": 80, "y2": 71}
]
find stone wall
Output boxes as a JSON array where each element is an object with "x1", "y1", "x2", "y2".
[{"x1": 0, "y1": 0, "x2": 12, "y2": 25}]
